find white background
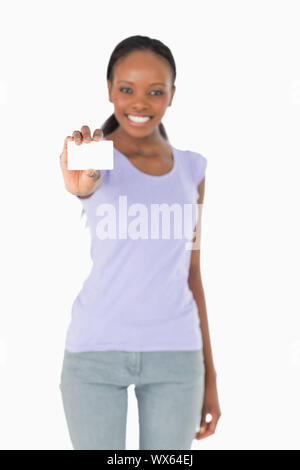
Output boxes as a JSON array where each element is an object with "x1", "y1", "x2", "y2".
[{"x1": 0, "y1": 0, "x2": 299, "y2": 450}]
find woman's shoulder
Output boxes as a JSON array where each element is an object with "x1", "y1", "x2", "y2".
[{"x1": 176, "y1": 145, "x2": 208, "y2": 186}]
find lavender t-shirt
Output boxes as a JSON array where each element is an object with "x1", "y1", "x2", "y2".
[{"x1": 64, "y1": 137, "x2": 207, "y2": 352}]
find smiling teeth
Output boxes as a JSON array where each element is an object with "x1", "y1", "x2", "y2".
[{"x1": 128, "y1": 115, "x2": 151, "y2": 123}]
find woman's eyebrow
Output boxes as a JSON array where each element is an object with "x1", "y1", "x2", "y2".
[{"x1": 117, "y1": 80, "x2": 167, "y2": 86}]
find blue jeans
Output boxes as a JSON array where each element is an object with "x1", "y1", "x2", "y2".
[{"x1": 59, "y1": 348, "x2": 205, "y2": 450}]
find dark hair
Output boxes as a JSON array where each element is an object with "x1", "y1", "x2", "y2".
[{"x1": 100, "y1": 35, "x2": 176, "y2": 142}]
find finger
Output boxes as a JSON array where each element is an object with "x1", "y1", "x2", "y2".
[
  {"x1": 206, "y1": 413, "x2": 218, "y2": 434},
  {"x1": 83, "y1": 169, "x2": 101, "y2": 178},
  {"x1": 72, "y1": 130, "x2": 82, "y2": 144},
  {"x1": 199, "y1": 412, "x2": 207, "y2": 433},
  {"x1": 195, "y1": 423, "x2": 208, "y2": 440},
  {"x1": 195, "y1": 412, "x2": 219, "y2": 440},
  {"x1": 194, "y1": 411, "x2": 209, "y2": 440},
  {"x1": 195, "y1": 428, "x2": 212, "y2": 440},
  {"x1": 92, "y1": 128, "x2": 103, "y2": 141},
  {"x1": 60, "y1": 136, "x2": 73, "y2": 171},
  {"x1": 81, "y1": 125, "x2": 92, "y2": 142}
]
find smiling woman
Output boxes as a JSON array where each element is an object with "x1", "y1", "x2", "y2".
[
  {"x1": 100, "y1": 36, "x2": 176, "y2": 144},
  {"x1": 59, "y1": 34, "x2": 220, "y2": 451}
]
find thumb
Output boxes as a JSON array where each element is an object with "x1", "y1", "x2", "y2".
[
  {"x1": 199, "y1": 412, "x2": 208, "y2": 434},
  {"x1": 82, "y1": 169, "x2": 101, "y2": 179}
]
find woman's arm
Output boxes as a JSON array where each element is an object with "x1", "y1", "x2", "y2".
[
  {"x1": 188, "y1": 177, "x2": 221, "y2": 440},
  {"x1": 188, "y1": 177, "x2": 217, "y2": 382},
  {"x1": 188, "y1": 268, "x2": 217, "y2": 383}
]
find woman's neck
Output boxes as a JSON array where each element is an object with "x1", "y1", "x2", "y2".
[{"x1": 107, "y1": 128, "x2": 169, "y2": 158}]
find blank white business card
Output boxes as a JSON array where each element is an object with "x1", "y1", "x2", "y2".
[{"x1": 67, "y1": 140, "x2": 114, "y2": 170}]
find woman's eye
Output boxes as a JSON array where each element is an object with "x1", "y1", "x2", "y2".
[
  {"x1": 119, "y1": 87, "x2": 132, "y2": 94},
  {"x1": 150, "y1": 89, "x2": 164, "y2": 96},
  {"x1": 119, "y1": 87, "x2": 163, "y2": 96}
]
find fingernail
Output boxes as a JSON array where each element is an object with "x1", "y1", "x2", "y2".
[{"x1": 200, "y1": 427, "x2": 205, "y2": 433}]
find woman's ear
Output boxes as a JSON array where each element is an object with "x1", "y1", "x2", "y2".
[
  {"x1": 169, "y1": 85, "x2": 176, "y2": 106},
  {"x1": 107, "y1": 79, "x2": 113, "y2": 103}
]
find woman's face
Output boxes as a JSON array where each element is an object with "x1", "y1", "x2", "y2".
[{"x1": 107, "y1": 50, "x2": 175, "y2": 138}]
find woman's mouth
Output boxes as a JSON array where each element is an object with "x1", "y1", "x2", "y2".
[{"x1": 125, "y1": 114, "x2": 153, "y2": 126}]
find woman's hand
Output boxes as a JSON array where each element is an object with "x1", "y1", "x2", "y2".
[
  {"x1": 60, "y1": 125, "x2": 104, "y2": 197},
  {"x1": 195, "y1": 378, "x2": 222, "y2": 440}
]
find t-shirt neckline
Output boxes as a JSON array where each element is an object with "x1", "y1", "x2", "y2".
[{"x1": 102, "y1": 136, "x2": 177, "y2": 180}]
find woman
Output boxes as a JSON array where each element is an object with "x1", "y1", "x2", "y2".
[{"x1": 59, "y1": 35, "x2": 221, "y2": 450}]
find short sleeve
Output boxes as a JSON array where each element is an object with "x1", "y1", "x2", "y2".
[{"x1": 189, "y1": 151, "x2": 208, "y2": 187}]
